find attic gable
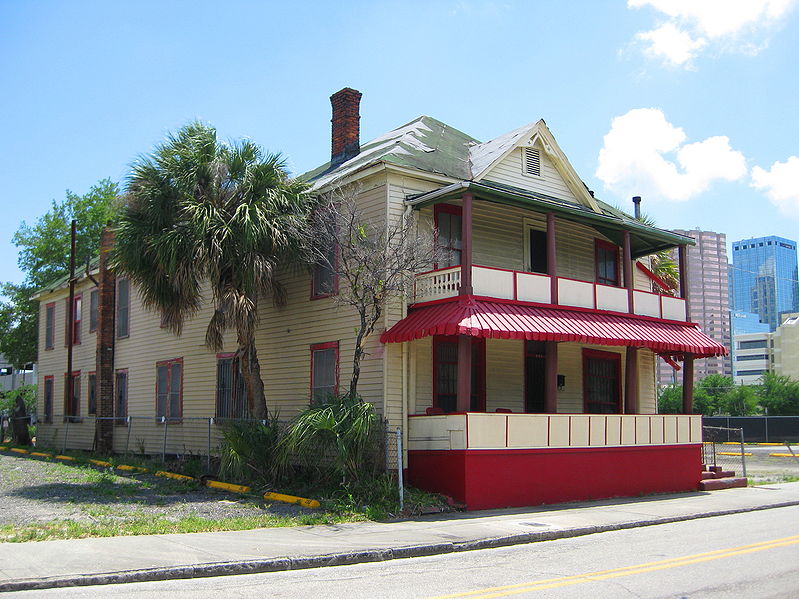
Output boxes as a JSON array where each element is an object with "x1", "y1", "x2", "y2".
[{"x1": 470, "y1": 120, "x2": 601, "y2": 213}]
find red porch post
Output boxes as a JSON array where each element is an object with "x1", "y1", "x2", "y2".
[
  {"x1": 547, "y1": 212, "x2": 557, "y2": 303},
  {"x1": 682, "y1": 353, "x2": 695, "y2": 414},
  {"x1": 623, "y1": 230, "x2": 634, "y2": 313},
  {"x1": 457, "y1": 192, "x2": 474, "y2": 412},
  {"x1": 624, "y1": 346, "x2": 638, "y2": 414},
  {"x1": 678, "y1": 245, "x2": 690, "y2": 321}
]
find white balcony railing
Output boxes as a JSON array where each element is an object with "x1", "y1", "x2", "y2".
[
  {"x1": 413, "y1": 265, "x2": 687, "y2": 321},
  {"x1": 408, "y1": 412, "x2": 702, "y2": 451}
]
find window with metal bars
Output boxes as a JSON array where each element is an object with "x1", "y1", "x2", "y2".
[{"x1": 216, "y1": 355, "x2": 248, "y2": 419}]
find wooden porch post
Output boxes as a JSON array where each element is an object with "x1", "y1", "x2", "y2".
[
  {"x1": 460, "y1": 192, "x2": 473, "y2": 296},
  {"x1": 456, "y1": 192, "x2": 474, "y2": 412},
  {"x1": 682, "y1": 354, "x2": 695, "y2": 414},
  {"x1": 547, "y1": 212, "x2": 557, "y2": 303},
  {"x1": 623, "y1": 230, "x2": 634, "y2": 313},
  {"x1": 624, "y1": 347, "x2": 638, "y2": 414},
  {"x1": 545, "y1": 341, "x2": 558, "y2": 413},
  {"x1": 678, "y1": 245, "x2": 690, "y2": 321}
]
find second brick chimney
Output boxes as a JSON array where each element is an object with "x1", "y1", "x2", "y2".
[{"x1": 330, "y1": 87, "x2": 362, "y2": 167}]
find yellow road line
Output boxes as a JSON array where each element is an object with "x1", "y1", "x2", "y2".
[
  {"x1": 717, "y1": 451, "x2": 752, "y2": 456},
  {"x1": 769, "y1": 453, "x2": 799, "y2": 458},
  {"x1": 428, "y1": 534, "x2": 799, "y2": 599}
]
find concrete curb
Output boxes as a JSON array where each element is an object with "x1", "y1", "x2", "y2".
[{"x1": 3, "y1": 498, "x2": 799, "y2": 593}]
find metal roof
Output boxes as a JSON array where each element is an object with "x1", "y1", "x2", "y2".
[{"x1": 380, "y1": 297, "x2": 727, "y2": 358}]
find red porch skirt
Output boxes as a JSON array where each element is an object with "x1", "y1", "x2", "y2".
[{"x1": 408, "y1": 444, "x2": 702, "y2": 511}]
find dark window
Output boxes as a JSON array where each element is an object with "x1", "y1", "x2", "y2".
[
  {"x1": 595, "y1": 240, "x2": 620, "y2": 286},
  {"x1": 737, "y1": 369, "x2": 767, "y2": 376},
  {"x1": 311, "y1": 342, "x2": 339, "y2": 401},
  {"x1": 528, "y1": 229, "x2": 548, "y2": 274},
  {"x1": 43, "y1": 376, "x2": 53, "y2": 423},
  {"x1": 88, "y1": 373, "x2": 97, "y2": 415},
  {"x1": 117, "y1": 278, "x2": 130, "y2": 338},
  {"x1": 65, "y1": 371, "x2": 80, "y2": 420},
  {"x1": 116, "y1": 370, "x2": 128, "y2": 420},
  {"x1": 45, "y1": 303, "x2": 55, "y2": 349},
  {"x1": 156, "y1": 359, "x2": 182, "y2": 420},
  {"x1": 311, "y1": 241, "x2": 338, "y2": 298},
  {"x1": 736, "y1": 354, "x2": 769, "y2": 361},
  {"x1": 583, "y1": 350, "x2": 621, "y2": 414},
  {"x1": 739, "y1": 339, "x2": 768, "y2": 350},
  {"x1": 89, "y1": 289, "x2": 99, "y2": 332},
  {"x1": 434, "y1": 204, "x2": 462, "y2": 268},
  {"x1": 525, "y1": 341, "x2": 546, "y2": 413},
  {"x1": 433, "y1": 336, "x2": 485, "y2": 413},
  {"x1": 216, "y1": 356, "x2": 247, "y2": 419}
]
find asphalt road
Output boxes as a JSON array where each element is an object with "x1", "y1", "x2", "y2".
[{"x1": 15, "y1": 505, "x2": 799, "y2": 598}]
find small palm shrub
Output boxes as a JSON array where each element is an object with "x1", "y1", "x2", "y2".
[{"x1": 218, "y1": 419, "x2": 283, "y2": 484}]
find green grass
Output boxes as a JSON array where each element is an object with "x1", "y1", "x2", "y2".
[{"x1": 0, "y1": 510, "x2": 362, "y2": 543}]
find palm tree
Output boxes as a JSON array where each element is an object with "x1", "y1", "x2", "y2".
[{"x1": 113, "y1": 123, "x2": 311, "y2": 419}]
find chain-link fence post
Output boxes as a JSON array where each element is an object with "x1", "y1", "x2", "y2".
[
  {"x1": 739, "y1": 429, "x2": 747, "y2": 478},
  {"x1": 161, "y1": 416, "x2": 168, "y2": 463},
  {"x1": 207, "y1": 417, "x2": 213, "y2": 471},
  {"x1": 125, "y1": 416, "x2": 132, "y2": 455},
  {"x1": 396, "y1": 427, "x2": 404, "y2": 511},
  {"x1": 62, "y1": 417, "x2": 70, "y2": 454}
]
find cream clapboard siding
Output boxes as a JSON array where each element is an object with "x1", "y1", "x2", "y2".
[
  {"x1": 481, "y1": 146, "x2": 580, "y2": 205},
  {"x1": 410, "y1": 339, "x2": 657, "y2": 416}
]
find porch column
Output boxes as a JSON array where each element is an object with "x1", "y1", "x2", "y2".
[
  {"x1": 460, "y1": 192, "x2": 474, "y2": 296},
  {"x1": 624, "y1": 347, "x2": 638, "y2": 414},
  {"x1": 682, "y1": 353, "x2": 695, "y2": 414},
  {"x1": 547, "y1": 212, "x2": 557, "y2": 303},
  {"x1": 623, "y1": 230, "x2": 634, "y2": 313},
  {"x1": 544, "y1": 341, "x2": 558, "y2": 413},
  {"x1": 456, "y1": 335, "x2": 472, "y2": 412},
  {"x1": 678, "y1": 245, "x2": 690, "y2": 321}
]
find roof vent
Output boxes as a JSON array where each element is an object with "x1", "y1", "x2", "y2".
[{"x1": 523, "y1": 147, "x2": 541, "y2": 177}]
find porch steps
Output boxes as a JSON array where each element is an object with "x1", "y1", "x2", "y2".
[{"x1": 699, "y1": 464, "x2": 748, "y2": 491}]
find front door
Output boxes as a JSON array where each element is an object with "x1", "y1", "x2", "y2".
[{"x1": 525, "y1": 341, "x2": 546, "y2": 412}]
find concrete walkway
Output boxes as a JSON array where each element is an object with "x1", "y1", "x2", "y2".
[{"x1": 3, "y1": 482, "x2": 799, "y2": 592}]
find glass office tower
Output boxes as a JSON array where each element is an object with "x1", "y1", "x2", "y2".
[{"x1": 731, "y1": 236, "x2": 799, "y2": 331}]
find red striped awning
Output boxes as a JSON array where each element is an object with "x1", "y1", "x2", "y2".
[{"x1": 381, "y1": 298, "x2": 727, "y2": 358}]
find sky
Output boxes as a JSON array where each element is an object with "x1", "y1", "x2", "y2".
[{"x1": 1, "y1": 0, "x2": 798, "y2": 287}]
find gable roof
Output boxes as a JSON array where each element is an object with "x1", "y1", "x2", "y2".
[{"x1": 302, "y1": 116, "x2": 478, "y2": 189}]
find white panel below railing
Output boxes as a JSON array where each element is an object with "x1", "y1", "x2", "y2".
[
  {"x1": 559, "y1": 278, "x2": 595, "y2": 309},
  {"x1": 596, "y1": 285, "x2": 629, "y2": 313},
  {"x1": 408, "y1": 413, "x2": 702, "y2": 451},
  {"x1": 472, "y1": 267, "x2": 515, "y2": 300},
  {"x1": 633, "y1": 290, "x2": 661, "y2": 318},
  {"x1": 661, "y1": 295, "x2": 687, "y2": 321},
  {"x1": 516, "y1": 272, "x2": 551, "y2": 304}
]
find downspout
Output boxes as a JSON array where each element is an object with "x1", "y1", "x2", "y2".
[
  {"x1": 401, "y1": 204, "x2": 413, "y2": 471},
  {"x1": 65, "y1": 219, "x2": 76, "y2": 419}
]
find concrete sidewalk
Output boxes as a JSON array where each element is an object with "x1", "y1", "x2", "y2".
[{"x1": 3, "y1": 482, "x2": 799, "y2": 593}]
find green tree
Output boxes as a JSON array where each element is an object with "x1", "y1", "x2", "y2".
[
  {"x1": 757, "y1": 372, "x2": 799, "y2": 415},
  {"x1": 657, "y1": 384, "x2": 683, "y2": 414},
  {"x1": 693, "y1": 374, "x2": 735, "y2": 415},
  {"x1": 719, "y1": 385, "x2": 758, "y2": 416},
  {"x1": 0, "y1": 180, "x2": 121, "y2": 367},
  {"x1": 113, "y1": 123, "x2": 311, "y2": 420}
]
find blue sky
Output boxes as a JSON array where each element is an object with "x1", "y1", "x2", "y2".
[{"x1": 2, "y1": 0, "x2": 798, "y2": 286}]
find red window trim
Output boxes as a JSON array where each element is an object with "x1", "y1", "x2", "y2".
[
  {"x1": 65, "y1": 294, "x2": 82, "y2": 346},
  {"x1": 115, "y1": 368, "x2": 129, "y2": 422},
  {"x1": 44, "y1": 302, "x2": 55, "y2": 350},
  {"x1": 310, "y1": 341, "x2": 340, "y2": 400},
  {"x1": 88, "y1": 287, "x2": 99, "y2": 333},
  {"x1": 116, "y1": 278, "x2": 130, "y2": 339},
  {"x1": 155, "y1": 358, "x2": 183, "y2": 422},
  {"x1": 582, "y1": 348, "x2": 622, "y2": 414},
  {"x1": 43, "y1": 375, "x2": 54, "y2": 423},
  {"x1": 595, "y1": 239, "x2": 620, "y2": 287},
  {"x1": 432, "y1": 335, "x2": 486, "y2": 413}
]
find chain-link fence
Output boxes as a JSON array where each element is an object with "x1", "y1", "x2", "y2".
[{"x1": 703, "y1": 425, "x2": 747, "y2": 478}]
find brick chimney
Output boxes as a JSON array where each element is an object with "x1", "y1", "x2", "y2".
[
  {"x1": 95, "y1": 224, "x2": 116, "y2": 453},
  {"x1": 330, "y1": 87, "x2": 362, "y2": 167}
]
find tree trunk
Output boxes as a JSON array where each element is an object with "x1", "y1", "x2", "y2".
[
  {"x1": 349, "y1": 306, "x2": 380, "y2": 400},
  {"x1": 11, "y1": 395, "x2": 32, "y2": 446},
  {"x1": 239, "y1": 337, "x2": 268, "y2": 421}
]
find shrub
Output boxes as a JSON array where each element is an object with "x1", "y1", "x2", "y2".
[{"x1": 218, "y1": 419, "x2": 283, "y2": 484}]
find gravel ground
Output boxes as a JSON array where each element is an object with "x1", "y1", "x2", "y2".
[{"x1": 0, "y1": 453, "x2": 310, "y2": 528}]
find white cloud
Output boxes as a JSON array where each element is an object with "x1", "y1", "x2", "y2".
[
  {"x1": 596, "y1": 108, "x2": 747, "y2": 202},
  {"x1": 751, "y1": 156, "x2": 799, "y2": 217},
  {"x1": 628, "y1": 0, "x2": 796, "y2": 67}
]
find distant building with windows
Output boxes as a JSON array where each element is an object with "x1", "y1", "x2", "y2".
[
  {"x1": 731, "y1": 236, "x2": 798, "y2": 331},
  {"x1": 732, "y1": 312, "x2": 799, "y2": 385},
  {"x1": 657, "y1": 229, "x2": 731, "y2": 386}
]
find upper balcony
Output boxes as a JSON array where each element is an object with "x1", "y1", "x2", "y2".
[{"x1": 413, "y1": 264, "x2": 688, "y2": 322}]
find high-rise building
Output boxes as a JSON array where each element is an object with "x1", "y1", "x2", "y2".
[
  {"x1": 731, "y1": 236, "x2": 799, "y2": 331},
  {"x1": 657, "y1": 229, "x2": 731, "y2": 386}
]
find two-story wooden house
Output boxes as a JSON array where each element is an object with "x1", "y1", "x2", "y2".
[{"x1": 35, "y1": 88, "x2": 726, "y2": 509}]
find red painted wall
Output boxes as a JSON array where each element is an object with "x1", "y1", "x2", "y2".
[{"x1": 408, "y1": 444, "x2": 702, "y2": 511}]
